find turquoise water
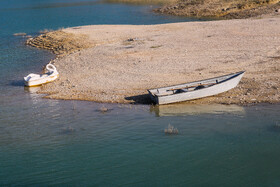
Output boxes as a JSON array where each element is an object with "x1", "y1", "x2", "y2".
[{"x1": 1, "y1": 0, "x2": 280, "y2": 186}]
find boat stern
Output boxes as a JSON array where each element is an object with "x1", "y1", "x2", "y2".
[{"x1": 147, "y1": 89, "x2": 159, "y2": 104}]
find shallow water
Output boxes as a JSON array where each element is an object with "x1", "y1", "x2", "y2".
[
  {"x1": 1, "y1": 100, "x2": 280, "y2": 186},
  {"x1": 1, "y1": 0, "x2": 280, "y2": 186}
]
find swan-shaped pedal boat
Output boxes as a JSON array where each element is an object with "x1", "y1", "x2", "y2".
[{"x1": 24, "y1": 64, "x2": 59, "y2": 87}]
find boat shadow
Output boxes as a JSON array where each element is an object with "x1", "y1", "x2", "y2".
[
  {"x1": 125, "y1": 94, "x2": 153, "y2": 104},
  {"x1": 10, "y1": 80, "x2": 25, "y2": 87}
]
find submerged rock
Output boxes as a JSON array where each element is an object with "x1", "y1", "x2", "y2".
[
  {"x1": 60, "y1": 126, "x2": 76, "y2": 134},
  {"x1": 164, "y1": 124, "x2": 179, "y2": 135},
  {"x1": 99, "y1": 106, "x2": 109, "y2": 112},
  {"x1": 13, "y1": 33, "x2": 27, "y2": 36}
]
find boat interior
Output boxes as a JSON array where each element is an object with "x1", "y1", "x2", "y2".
[{"x1": 148, "y1": 71, "x2": 244, "y2": 97}]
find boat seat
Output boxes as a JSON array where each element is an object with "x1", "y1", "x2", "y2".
[
  {"x1": 175, "y1": 89, "x2": 188, "y2": 94},
  {"x1": 194, "y1": 85, "x2": 205, "y2": 90}
]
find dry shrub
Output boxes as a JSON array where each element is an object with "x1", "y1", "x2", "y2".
[{"x1": 155, "y1": 0, "x2": 280, "y2": 18}]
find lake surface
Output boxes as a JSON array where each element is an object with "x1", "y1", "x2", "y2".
[{"x1": 1, "y1": 0, "x2": 280, "y2": 186}]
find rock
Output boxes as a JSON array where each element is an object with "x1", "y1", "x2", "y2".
[
  {"x1": 13, "y1": 32, "x2": 26, "y2": 36},
  {"x1": 99, "y1": 106, "x2": 108, "y2": 112},
  {"x1": 164, "y1": 124, "x2": 178, "y2": 135},
  {"x1": 60, "y1": 126, "x2": 75, "y2": 134},
  {"x1": 127, "y1": 38, "x2": 135, "y2": 42}
]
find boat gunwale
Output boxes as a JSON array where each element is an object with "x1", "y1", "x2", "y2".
[
  {"x1": 148, "y1": 71, "x2": 245, "y2": 98},
  {"x1": 24, "y1": 73, "x2": 59, "y2": 83}
]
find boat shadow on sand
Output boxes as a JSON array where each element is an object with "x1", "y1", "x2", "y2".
[{"x1": 125, "y1": 94, "x2": 153, "y2": 104}]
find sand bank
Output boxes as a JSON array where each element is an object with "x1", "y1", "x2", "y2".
[{"x1": 29, "y1": 16, "x2": 280, "y2": 105}]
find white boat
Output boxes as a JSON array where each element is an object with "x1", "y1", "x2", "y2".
[
  {"x1": 24, "y1": 64, "x2": 59, "y2": 87},
  {"x1": 148, "y1": 71, "x2": 245, "y2": 105}
]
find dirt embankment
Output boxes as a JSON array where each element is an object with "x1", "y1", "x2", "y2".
[
  {"x1": 26, "y1": 30, "x2": 93, "y2": 57},
  {"x1": 155, "y1": 0, "x2": 280, "y2": 19},
  {"x1": 26, "y1": 16, "x2": 280, "y2": 105}
]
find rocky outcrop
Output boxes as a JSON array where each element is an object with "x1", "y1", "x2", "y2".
[
  {"x1": 154, "y1": 0, "x2": 280, "y2": 19},
  {"x1": 26, "y1": 30, "x2": 93, "y2": 57}
]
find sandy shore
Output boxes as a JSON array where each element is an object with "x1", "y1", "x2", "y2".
[{"x1": 32, "y1": 15, "x2": 280, "y2": 105}]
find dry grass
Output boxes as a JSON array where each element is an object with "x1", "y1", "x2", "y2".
[{"x1": 155, "y1": 0, "x2": 280, "y2": 18}]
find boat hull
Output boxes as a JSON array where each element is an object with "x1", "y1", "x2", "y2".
[
  {"x1": 24, "y1": 74, "x2": 59, "y2": 87},
  {"x1": 148, "y1": 71, "x2": 245, "y2": 105},
  {"x1": 24, "y1": 64, "x2": 59, "y2": 87}
]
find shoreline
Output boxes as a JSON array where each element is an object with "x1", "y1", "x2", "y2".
[{"x1": 27, "y1": 16, "x2": 280, "y2": 105}]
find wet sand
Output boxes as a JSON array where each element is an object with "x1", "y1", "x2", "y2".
[{"x1": 31, "y1": 15, "x2": 280, "y2": 105}]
